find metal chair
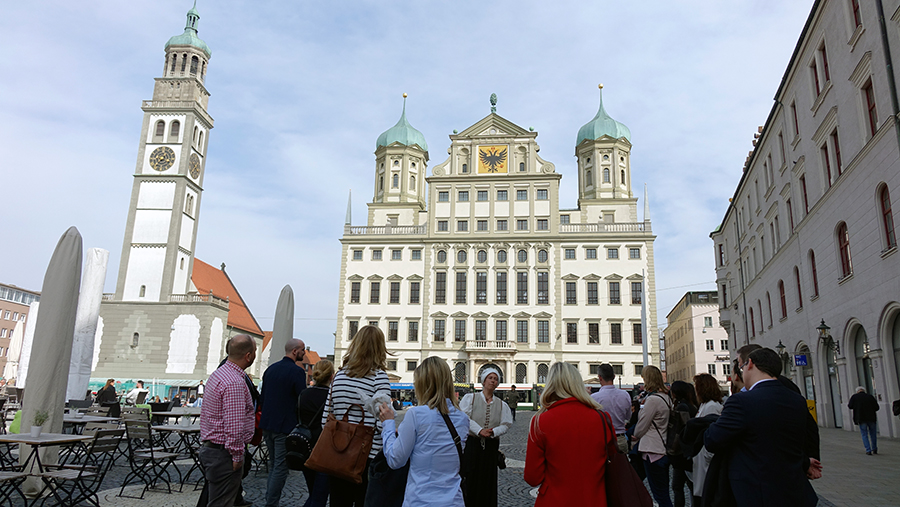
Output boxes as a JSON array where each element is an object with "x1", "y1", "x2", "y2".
[
  {"x1": 118, "y1": 420, "x2": 182, "y2": 499},
  {"x1": 37, "y1": 428, "x2": 124, "y2": 507},
  {"x1": 0, "y1": 471, "x2": 27, "y2": 506}
]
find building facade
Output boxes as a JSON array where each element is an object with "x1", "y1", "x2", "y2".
[
  {"x1": 664, "y1": 291, "x2": 730, "y2": 389},
  {"x1": 94, "y1": 4, "x2": 265, "y2": 387},
  {"x1": 0, "y1": 284, "x2": 39, "y2": 376},
  {"x1": 711, "y1": 0, "x2": 900, "y2": 436},
  {"x1": 335, "y1": 91, "x2": 658, "y2": 386}
]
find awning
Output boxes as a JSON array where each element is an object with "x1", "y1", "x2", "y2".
[{"x1": 89, "y1": 378, "x2": 204, "y2": 388}]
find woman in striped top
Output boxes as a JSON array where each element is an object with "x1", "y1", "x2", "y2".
[{"x1": 323, "y1": 325, "x2": 391, "y2": 507}]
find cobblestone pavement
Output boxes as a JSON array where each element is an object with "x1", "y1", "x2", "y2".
[{"x1": 8, "y1": 412, "x2": 900, "y2": 506}]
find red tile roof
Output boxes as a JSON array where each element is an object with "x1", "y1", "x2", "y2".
[
  {"x1": 191, "y1": 259, "x2": 264, "y2": 337},
  {"x1": 262, "y1": 331, "x2": 274, "y2": 352}
]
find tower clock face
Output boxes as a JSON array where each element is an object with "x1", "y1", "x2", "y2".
[
  {"x1": 189, "y1": 154, "x2": 201, "y2": 179},
  {"x1": 149, "y1": 147, "x2": 176, "y2": 171}
]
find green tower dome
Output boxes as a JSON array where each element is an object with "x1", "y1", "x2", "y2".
[
  {"x1": 576, "y1": 86, "x2": 631, "y2": 145},
  {"x1": 166, "y1": 1, "x2": 211, "y2": 57},
  {"x1": 376, "y1": 96, "x2": 428, "y2": 152}
]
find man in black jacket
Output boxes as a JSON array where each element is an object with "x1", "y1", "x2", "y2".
[{"x1": 848, "y1": 386, "x2": 879, "y2": 455}]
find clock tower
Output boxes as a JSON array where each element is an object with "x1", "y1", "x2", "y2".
[{"x1": 114, "y1": 2, "x2": 214, "y2": 302}]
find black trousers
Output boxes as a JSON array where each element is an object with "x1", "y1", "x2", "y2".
[{"x1": 328, "y1": 458, "x2": 372, "y2": 507}]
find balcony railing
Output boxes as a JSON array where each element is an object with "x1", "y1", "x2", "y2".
[
  {"x1": 102, "y1": 293, "x2": 115, "y2": 301},
  {"x1": 559, "y1": 222, "x2": 646, "y2": 233},
  {"x1": 170, "y1": 293, "x2": 230, "y2": 309},
  {"x1": 465, "y1": 340, "x2": 515, "y2": 351},
  {"x1": 345, "y1": 225, "x2": 427, "y2": 236}
]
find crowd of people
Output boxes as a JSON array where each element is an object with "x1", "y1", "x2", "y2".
[{"x1": 195, "y1": 327, "x2": 834, "y2": 507}]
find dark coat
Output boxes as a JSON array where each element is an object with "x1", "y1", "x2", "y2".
[
  {"x1": 259, "y1": 357, "x2": 307, "y2": 434},
  {"x1": 704, "y1": 380, "x2": 817, "y2": 507},
  {"x1": 777, "y1": 375, "x2": 821, "y2": 460},
  {"x1": 848, "y1": 391, "x2": 879, "y2": 424}
]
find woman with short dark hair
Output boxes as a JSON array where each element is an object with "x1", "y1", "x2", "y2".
[{"x1": 691, "y1": 373, "x2": 724, "y2": 506}]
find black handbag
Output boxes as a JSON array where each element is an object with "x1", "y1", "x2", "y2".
[
  {"x1": 285, "y1": 395, "x2": 326, "y2": 470},
  {"x1": 441, "y1": 412, "x2": 468, "y2": 506},
  {"x1": 364, "y1": 449, "x2": 410, "y2": 507}
]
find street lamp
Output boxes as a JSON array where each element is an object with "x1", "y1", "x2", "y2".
[
  {"x1": 817, "y1": 319, "x2": 840, "y2": 354},
  {"x1": 775, "y1": 339, "x2": 791, "y2": 372}
]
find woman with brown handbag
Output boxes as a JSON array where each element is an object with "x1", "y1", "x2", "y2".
[{"x1": 322, "y1": 325, "x2": 391, "y2": 507}]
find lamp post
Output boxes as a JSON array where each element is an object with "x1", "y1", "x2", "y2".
[
  {"x1": 775, "y1": 339, "x2": 791, "y2": 373},
  {"x1": 817, "y1": 319, "x2": 839, "y2": 354}
]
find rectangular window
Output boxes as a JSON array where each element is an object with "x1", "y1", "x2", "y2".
[
  {"x1": 589, "y1": 323, "x2": 600, "y2": 344},
  {"x1": 821, "y1": 143, "x2": 832, "y2": 188},
  {"x1": 537, "y1": 320, "x2": 549, "y2": 343},
  {"x1": 497, "y1": 219, "x2": 508, "y2": 231},
  {"x1": 388, "y1": 321, "x2": 399, "y2": 341},
  {"x1": 517, "y1": 272, "x2": 528, "y2": 304},
  {"x1": 497, "y1": 190, "x2": 508, "y2": 201},
  {"x1": 387, "y1": 360, "x2": 397, "y2": 371},
  {"x1": 791, "y1": 101, "x2": 799, "y2": 137},
  {"x1": 408, "y1": 360, "x2": 418, "y2": 371},
  {"x1": 565, "y1": 281, "x2": 577, "y2": 304},
  {"x1": 587, "y1": 282, "x2": 598, "y2": 305},
  {"x1": 477, "y1": 190, "x2": 488, "y2": 201},
  {"x1": 586, "y1": 248, "x2": 597, "y2": 259},
  {"x1": 800, "y1": 175, "x2": 809, "y2": 214},
  {"x1": 708, "y1": 364, "x2": 717, "y2": 375},
  {"x1": 476, "y1": 272, "x2": 487, "y2": 304},
  {"x1": 369, "y1": 320, "x2": 379, "y2": 327},
  {"x1": 517, "y1": 320, "x2": 529, "y2": 343},
  {"x1": 560, "y1": 214, "x2": 570, "y2": 224},
  {"x1": 475, "y1": 320, "x2": 487, "y2": 341},
  {"x1": 723, "y1": 364, "x2": 731, "y2": 375},
  {"x1": 721, "y1": 339, "x2": 729, "y2": 350},
  {"x1": 852, "y1": 0, "x2": 862, "y2": 28},
  {"x1": 537, "y1": 272, "x2": 549, "y2": 305},
  {"x1": 438, "y1": 191, "x2": 449, "y2": 202},
  {"x1": 565, "y1": 248, "x2": 576, "y2": 259},
  {"x1": 613, "y1": 364, "x2": 623, "y2": 376},
  {"x1": 408, "y1": 321, "x2": 419, "y2": 342},
  {"x1": 610, "y1": 323, "x2": 622, "y2": 344},
  {"x1": 630, "y1": 248, "x2": 641, "y2": 259},
  {"x1": 787, "y1": 199, "x2": 795, "y2": 231},
  {"x1": 704, "y1": 316, "x2": 713, "y2": 327},
  {"x1": 831, "y1": 130, "x2": 842, "y2": 176},
  {"x1": 458, "y1": 190, "x2": 469, "y2": 202},
  {"x1": 458, "y1": 220, "x2": 469, "y2": 232},
  {"x1": 496, "y1": 320, "x2": 507, "y2": 341},
  {"x1": 435, "y1": 272, "x2": 446, "y2": 304},
  {"x1": 631, "y1": 281, "x2": 642, "y2": 304},
  {"x1": 496, "y1": 272, "x2": 507, "y2": 304},
  {"x1": 391, "y1": 249, "x2": 402, "y2": 260},
  {"x1": 437, "y1": 220, "x2": 448, "y2": 232},
  {"x1": 536, "y1": 219, "x2": 548, "y2": 230},
  {"x1": 633, "y1": 323, "x2": 642, "y2": 345},
  {"x1": 390, "y1": 282, "x2": 400, "y2": 303},
  {"x1": 516, "y1": 219, "x2": 528, "y2": 231},
  {"x1": 434, "y1": 319, "x2": 445, "y2": 341},
  {"x1": 864, "y1": 80, "x2": 878, "y2": 136},
  {"x1": 411, "y1": 249, "x2": 422, "y2": 260},
  {"x1": 590, "y1": 364, "x2": 601, "y2": 375},
  {"x1": 348, "y1": 320, "x2": 359, "y2": 340},
  {"x1": 454, "y1": 320, "x2": 466, "y2": 342},
  {"x1": 607, "y1": 248, "x2": 619, "y2": 259},
  {"x1": 352, "y1": 250, "x2": 363, "y2": 260},
  {"x1": 350, "y1": 282, "x2": 361, "y2": 303},
  {"x1": 370, "y1": 282, "x2": 380, "y2": 304},
  {"x1": 516, "y1": 189, "x2": 528, "y2": 200},
  {"x1": 634, "y1": 364, "x2": 643, "y2": 376},
  {"x1": 372, "y1": 250, "x2": 383, "y2": 260},
  {"x1": 477, "y1": 220, "x2": 488, "y2": 231},
  {"x1": 706, "y1": 339, "x2": 714, "y2": 351},
  {"x1": 566, "y1": 322, "x2": 577, "y2": 344},
  {"x1": 409, "y1": 281, "x2": 420, "y2": 304},
  {"x1": 456, "y1": 272, "x2": 467, "y2": 304},
  {"x1": 609, "y1": 282, "x2": 620, "y2": 305},
  {"x1": 536, "y1": 189, "x2": 548, "y2": 200}
]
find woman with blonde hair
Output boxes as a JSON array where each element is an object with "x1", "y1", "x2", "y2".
[
  {"x1": 299, "y1": 359, "x2": 335, "y2": 507},
  {"x1": 524, "y1": 362, "x2": 615, "y2": 506},
  {"x1": 377, "y1": 356, "x2": 469, "y2": 506},
  {"x1": 633, "y1": 364, "x2": 673, "y2": 507},
  {"x1": 323, "y1": 326, "x2": 391, "y2": 507}
]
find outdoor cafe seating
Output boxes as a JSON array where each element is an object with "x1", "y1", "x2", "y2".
[
  {"x1": 37, "y1": 428, "x2": 124, "y2": 507},
  {"x1": 118, "y1": 419, "x2": 182, "y2": 499}
]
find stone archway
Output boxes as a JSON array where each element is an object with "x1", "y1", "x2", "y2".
[
  {"x1": 853, "y1": 326, "x2": 876, "y2": 395},
  {"x1": 478, "y1": 363, "x2": 504, "y2": 383}
]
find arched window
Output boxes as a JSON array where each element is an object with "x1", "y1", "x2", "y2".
[
  {"x1": 880, "y1": 185, "x2": 896, "y2": 248},
  {"x1": 462, "y1": 163, "x2": 468, "y2": 173},
  {"x1": 454, "y1": 362, "x2": 467, "y2": 383},
  {"x1": 778, "y1": 280, "x2": 787, "y2": 319},
  {"x1": 621, "y1": 169, "x2": 626, "y2": 183},
  {"x1": 181, "y1": 53, "x2": 188, "y2": 72},
  {"x1": 537, "y1": 363, "x2": 549, "y2": 383},
  {"x1": 198, "y1": 131, "x2": 203, "y2": 150},
  {"x1": 585, "y1": 170, "x2": 592, "y2": 187},
  {"x1": 201, "y1": 61, "x2": 206, "y2": 81},
  {"x1": 809, "y1": 249, "x2": 819, "y2": 297},
  {"x1": 603, "y1": 168, "x2": 610, "y2": 182},
  {"x1": 854, "y1": 327, "x2": 875, "y2": 393},
  {"x1": 132, "y1": 333, "x2": 140, "y2": 348},
  {"x1": 190, "y1": 55, "x2": 199, "y2": 76},
  {"x1": 180, "y1": 258, "x2": 185, "y2": 270},
  {"x1": 170, "y1": 120, "x2": 180, "y2": 139},
  {"x1": 766, "y1": 292, "x2": 773, "y2": 326},
  {"x1": 379, "y1": 176, "x2": 384, "y2": 191},
  {"x1": 794, "y1": 266, "x2": 803, "y2": 309},
  {"x1": 392, "y1": 174, "x2": 399, "y2": 188},
  {"x1": 749, "y1": 307, "x2": 756, "y2": 337},
  {"x1": 457, "y1": 250, "x2": 467, "y2": 263},
  {"x1": 517, "y1": 249, "x2": 528, "y2": 263},
  {"x1": 837, "y1": 222, "x2": 852, "y2": 277},
  {"x1": 193, "y1": 126, "x2": 199, "y2": 143},
  {"x1": 516, "y1": 363, "x2": 527, "y2": 383},
  {"x1": 757, "y1": 300, "x2": 763, "y2": 332},
  {"x1": 139, "y1": 285, "x2": 146, "y2": 298},
  {"x1": 170, "y1": 54, "x2": 177, "y2": 72},
  {"x1": 409, "y1": 175, "x2": 416, "y2": 189},
  {"x1": 155, "y1": 120, "x2": 165, "y2": 138},
  {"x1": 519, "y1": 162, "x2": 525, "y2": 172}
]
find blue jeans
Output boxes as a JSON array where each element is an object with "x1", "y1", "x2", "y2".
[
  {"x1": 264, "y1": 431, "x2": 290, "y2": 507},
  {"x1": 859, "y1": 422, "x2": 878, "y2": 453},
  {"x1": 643, "y1": 455, "x2": 673, "y2": 507}
]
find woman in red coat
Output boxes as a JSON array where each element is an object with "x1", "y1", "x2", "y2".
[{"x1": 525, "y1": 362, "x2": 616, "y2": 506}]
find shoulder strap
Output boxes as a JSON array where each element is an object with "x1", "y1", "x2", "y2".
[
  {"x1": 441, "y1": 412, "x2": 464, "y2": 477},
  {"x1": 300, "y1": 390, "x2": 327, "y2": 429},
  {"x1": 595, "y1": 409, "x2": 617, "y2": 457}
]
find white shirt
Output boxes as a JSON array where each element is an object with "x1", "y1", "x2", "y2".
[
  {"x1": 459, "y1": 392, "x2": 513, "y2": 438},
  {"x1": 125, "y1": 387, "x2": 148, "y2": 404}
]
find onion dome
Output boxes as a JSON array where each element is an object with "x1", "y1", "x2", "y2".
[
  {"x1": 376, "y1": 94, "x2": 428, "y2": 152},
  {"x1": 576, "y1": 85, "x2": 631, "y2": 145},
  {"x1": 166, "y1": 1, "x2": 211, "y2": 57}
]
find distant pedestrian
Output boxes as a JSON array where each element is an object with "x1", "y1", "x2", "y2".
[
  {"x1": 590, "y1": 363, "x2": 632, "y2": 453},
  {"x1": 525, "y1": 362, "x2": 615, "y2": 506},
  {"x1": 260, "y1": 338, "x2": 308, "y2": 506},
  {"x1": 848, "y1": 386, "x2": 879, "y2": 455},
  {"x1": 507, "y1": 385, "x2": 519, "y2": 421},
  {"x1": 199, "y1": 334, "x2": 257, "y2": 507}
]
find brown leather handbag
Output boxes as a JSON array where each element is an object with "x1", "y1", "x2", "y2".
[
  {"x1": 597, "y1": 410, "x2": 652, "y2": 507},
  {"x1": 304, "y1": 400, "x2": 374, "y2": 484}
]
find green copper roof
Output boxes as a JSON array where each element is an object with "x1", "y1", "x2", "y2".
[
  {"x1": 165, "y1": 2, "x2": 211, "y2": 57},
  {"x1": 576, "y1": 88, "x2": 631, "y2": 145},
  {"x1": 376, "y1": 97, "x2": 428, "y2": 152}
]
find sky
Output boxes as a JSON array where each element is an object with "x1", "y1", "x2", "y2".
[{"x1": 1, "y1": 1, "x2": 814, "y2": 355}]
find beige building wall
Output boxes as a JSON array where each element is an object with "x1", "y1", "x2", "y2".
[
  {"x1": 664, "y1": 291, "x2": 730, "y2": 389},
  {"x1": 0, "y1": 284, "x2": 39, "y2": 378}
]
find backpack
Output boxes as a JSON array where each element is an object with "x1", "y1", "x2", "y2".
[{"x1": 285, "y1": 395, "x2": 326, "y2": 471}]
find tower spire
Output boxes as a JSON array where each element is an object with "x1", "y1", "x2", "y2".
[
  {"x1": 643, "y1": 184, "x2": 651, "y2": 222},
  {"x1": 345, "y1": 190, "x2": 352, "y2": 225}
]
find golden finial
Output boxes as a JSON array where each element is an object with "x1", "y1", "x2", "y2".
[
  {"x1": 598, "y1": 83, "x2": 604, "y2": 89},
  {"x1": 403, "y1": 93, "x2": 408, "y2": 98}
]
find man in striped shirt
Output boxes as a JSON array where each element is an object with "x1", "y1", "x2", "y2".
[{"x1": 199, "y1": 334, "x2": 257, "y2": 507}]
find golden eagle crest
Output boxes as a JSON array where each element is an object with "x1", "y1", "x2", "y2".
[{"x1": 478, "y1": 146, "x2": 508, "y2": 173}]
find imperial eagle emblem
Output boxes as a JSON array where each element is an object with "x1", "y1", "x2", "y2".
[{"x1": 479, "y1": 146, "x2": 508, "y2": 173}]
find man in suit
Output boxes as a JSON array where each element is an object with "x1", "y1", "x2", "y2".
[
  {"x1": 705, "y1": 348, "x2": 819, "y2": 507},
  {"x1": 259, "y1": 338, "x2": 307, "y2": 507}
]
